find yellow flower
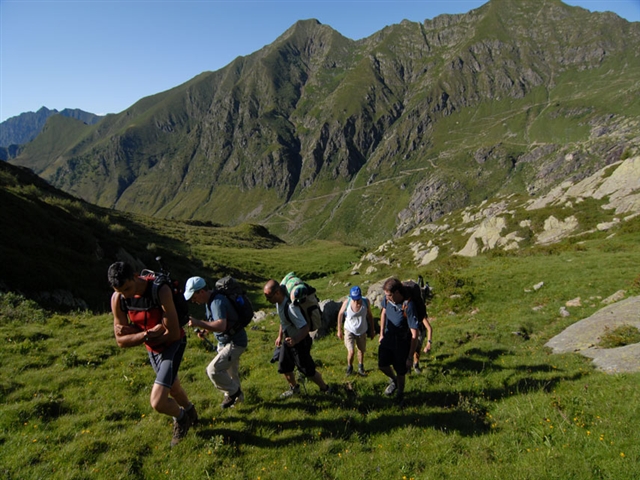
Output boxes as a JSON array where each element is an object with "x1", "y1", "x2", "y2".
[{"x1": 621, "y1": 453, "x2": 626, "y2": 458}]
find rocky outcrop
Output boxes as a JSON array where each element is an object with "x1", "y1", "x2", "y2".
[{"x1": 546, "y1": 296, "x2": 640, "y2": 373}]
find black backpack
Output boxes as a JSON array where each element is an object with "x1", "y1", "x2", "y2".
[
  {"x1": 139, "y1": 269, "x2": 191, "y2": 327},
  {"x1": 402, "y1": 280, "x2": 428, "y2": 329},
  {"x1": 418, "y1": 275, "x2": 434, "y2": 303},
  {"x1": 213, "y1": 276, "x2": 254, "y2": 336},
  {"x1": 120, "y1": 268, "x2": 190, "y2": 328}
]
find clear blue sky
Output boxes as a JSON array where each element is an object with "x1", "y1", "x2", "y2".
[{"x1": 1, "y1": 0, "x2": 639, "y2": 122}]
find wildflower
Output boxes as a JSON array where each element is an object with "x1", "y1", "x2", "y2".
[{"x1": 621, "y1": 453, "x2": 625, "y2": 458}]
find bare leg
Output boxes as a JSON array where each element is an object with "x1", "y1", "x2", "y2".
[{"x1": 150, "y1": 383, "x2": 181, "y2": 417}]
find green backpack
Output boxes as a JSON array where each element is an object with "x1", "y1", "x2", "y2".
[{"x1": 281, "y1": 272, "x2": 323, "y2": 332}]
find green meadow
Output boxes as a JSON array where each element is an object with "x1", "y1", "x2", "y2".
[{"x1": 2, "y1": 217, "x2": 640, "y2": 480}]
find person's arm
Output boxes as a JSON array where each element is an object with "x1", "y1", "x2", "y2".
[
  {"x1": 190, "y1": 297, "x2": 228, "y2": 333},
  {"x1": 286, "y1": 322, "x2": 310, "y2": 346},
  {"x1": 408, "y1": 328, "x2": 419, "y2": 368},
  {"x1": 275, "y1": 323, "x2": 284, "y2": 347},
  {"x1": 284, "y1": 304, "x2": 310, "y2": 346},
  {"x1": 379, "y1": 307, "x2": 386, "y2": 343},
  {"x1": 366, "y1": 300, "x2": 375, "y2": 339},
  {"x1": 422, "y1": 316, "x2": 433, "y2": 353},
  {"x1": 155, "y1": 283, "x2": 180, "y2": 344},
  {"x1": 111, "y1": 292, "x2": 145, "y2": 348},
  {"x1": 336, "y1": 300, "x2": 348, "y2": 340}
]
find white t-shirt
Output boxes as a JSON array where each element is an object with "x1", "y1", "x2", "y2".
[{"x1": 344, "y1": 298, "x2": 369, "y2": 336}]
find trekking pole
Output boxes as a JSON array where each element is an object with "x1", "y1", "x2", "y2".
[
  {"x1": 155, "y1": 256, "x2": 168, "y2": 275},
  {"x1": 193, "y1": 328, "x2": 215, "y2": 351}
]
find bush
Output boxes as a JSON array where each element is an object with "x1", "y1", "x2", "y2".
[{"x1": 0, "y1": 292, "x2": 47, "y2": 324}]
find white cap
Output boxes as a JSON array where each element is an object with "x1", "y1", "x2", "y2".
[{"x1": 184, "y1": 276, "x2": 206, "y2": 300}]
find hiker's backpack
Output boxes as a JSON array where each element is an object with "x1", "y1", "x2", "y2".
[
  {"x1": 120, "y1": 268, "x2": 190, "y2": 328},
  {"x1": 281, "y1": 272, "x2": 323, "y2": 332},
  {"x1": 214, "y1": 276, "x2": 255, "y2": 336},
  {"x1": 402, "y1": 280, "x2": 428, "y2": 329},
  {"x1": 139, "y1": 269, "x2": 191, "y2": 327},
  {"x1": 418, "y1": 275, "x2": 435, "y2": 303}
]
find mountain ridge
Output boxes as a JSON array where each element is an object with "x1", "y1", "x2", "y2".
[
  {"x1": 9, "y1": 0, "x2": 640, "y2": 246},
  {"x1": 0, "y1": 107, "x2": 103, "y2": 151}
]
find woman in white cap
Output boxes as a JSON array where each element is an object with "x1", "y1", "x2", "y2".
[{"x1": 337, "y1": 286, "x2": 375, "y2": 375}]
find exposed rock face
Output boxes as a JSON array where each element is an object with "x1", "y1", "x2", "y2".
[
  {"x1": 457, "y1": 216, "x2": 507, "y2": 257},
  {"x1": 546, "y1": 296, "x2": 640, "y2": 373},
  {"x1": 535, "y1": 215, "x2": 579, "y2": 245}
]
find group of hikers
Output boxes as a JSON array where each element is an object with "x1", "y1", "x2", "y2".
[{"x1": 107, "y1": 261, "x2": 433, "y2": 447}]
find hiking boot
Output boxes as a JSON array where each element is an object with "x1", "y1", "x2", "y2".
[
  {"x1": 221, "y1": 389, "x2": 243, "y2": 409},
  {"x1": 170, "y1": 409, "x2": 191, "y2": 447},
  {"x1": 280, "y1": 384, "x2": 300, "y2": 399},
  {"x1": 357, "y1": 364, "x2": 366, "y2": 376},
  {"x1": 321, "y1": 384, "x2": 334, "y2": 395},
  {"x1": 413, "y1": 363, "x2": 422, "y2": 374},
  {"x1": 396, "y1": 394, "x2": 406, "y2": 408},
  {"x1": 383, "y1": 378, "x2": 397, "y2": 396},
  {"x1": 346, "y1": 365, "x2": 353, "y2": 375},
  {"x1": 186, "y1": 404, "x2": 198, "y2": 425}
]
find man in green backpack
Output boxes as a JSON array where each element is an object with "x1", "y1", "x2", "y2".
[{"x1": 264, "y1": 279, "x2": 331, "y2": 398}]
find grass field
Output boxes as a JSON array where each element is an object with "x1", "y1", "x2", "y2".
[{"x1": 1, "y1": 220, "x2": 640, "y2": 480}]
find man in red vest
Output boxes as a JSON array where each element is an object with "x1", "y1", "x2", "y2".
[{"x1": 108, "y1": 261, "x2": 197, "y2": 447}]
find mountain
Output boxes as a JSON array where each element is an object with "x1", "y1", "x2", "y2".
[
  {"x1": 0, "y1": 106, "x2": 103, "y2": 150},
  {"x1": 9, "y1": 0, "x2": 640, "y2": 247}
]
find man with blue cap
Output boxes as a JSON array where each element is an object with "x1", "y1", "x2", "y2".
[
  {"x1": 337, "y1": 285, "x2": 375, "y2": 375},
  {"x1": 185, "y1": 276, "x2": 248, "y2": 409}
]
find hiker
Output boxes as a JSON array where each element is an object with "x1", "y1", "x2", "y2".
[
  {"x1": 108, "y1": 261, "x2": 196, "y2": 447},
  {"x1": 185, "y1": 276, "x2": 248, "y2": 409},
  {"x1": 378, "y1": 277, "x2": 420, "y2": 405},
  {"x1": 336, "y1": 285, "x2": 375, "y2": 375},
  {"x1": 412, "y1": 314, "x2": 433, "y2": 374},
  {"x1": 263, "y1": 279, "x2": 331, "y2": 398}
]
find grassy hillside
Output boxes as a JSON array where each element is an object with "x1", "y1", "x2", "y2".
[
  {"x1": 0, "y1": 160, "x2": 359, "y2": 312},
  {"x1": 1, "y1": 212, "x2": 639, "y2": 479}
]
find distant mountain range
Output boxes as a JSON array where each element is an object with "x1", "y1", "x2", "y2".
[
  {"x1": 8, "y1": 0, "x2": 640, "y2": 246},
  {"x1": 0, "y1": 107, "x2": 102, "y2": 154}
]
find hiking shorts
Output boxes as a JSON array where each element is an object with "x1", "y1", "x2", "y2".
[
  {"x1": 344, "y1": 330, "x2": 367, "y2": 353},
  {"x1": 148, "y1": 337, "x2": 186, "y2": 388},
  {"x1": 278, "y1": 334, "x2": 316, "y2": 377},
  {"x1": 378, "y1": 335, "x2": 410, "y2": 376}
]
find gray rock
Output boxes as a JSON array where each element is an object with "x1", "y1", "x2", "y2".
[{"x1": 545, "y1": 296, "x2": 640, "y2": 373}]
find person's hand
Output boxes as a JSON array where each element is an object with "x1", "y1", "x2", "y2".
[
  {"x1": 284, "y1": 336, "x2": 296, "y2": 347},
  {"x1": 275, "y1": 336, "x2": 282, "y2": 347},
  {"x1": 423, "y1": 340, "x2": 432, "y2": 354},
  {"x1": 337, "y1": 331, "x2": 343, "y2": 340}
]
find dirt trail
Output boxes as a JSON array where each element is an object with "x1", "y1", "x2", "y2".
[{"x1": 546, "y1": 296, "x2": 640, "y2": 373}]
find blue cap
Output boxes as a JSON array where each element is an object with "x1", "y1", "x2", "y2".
[{"x1": 349, "y1": 286, "x2": 362, "y2": 300}]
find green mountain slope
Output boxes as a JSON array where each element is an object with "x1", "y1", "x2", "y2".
[
  {"x1": 10, "y1": 0, "x2": 640, "y2": 246},
  {"x1": 0, "y1": 161, "x2": 285, "y2": 311}
]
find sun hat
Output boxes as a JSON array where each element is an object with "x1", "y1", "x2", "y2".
[
  {"x1": 349, "y1": 285, "x2": 362, "y2": 300},
  {"x1": 184, "y1": 276, "x2": 206, "y2": 300}
]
